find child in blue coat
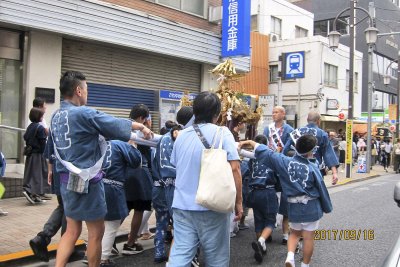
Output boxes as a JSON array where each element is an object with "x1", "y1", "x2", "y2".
[
  {"x1": 245, "y1": 135, "x2": 278, "y2": 264},
  {"x1": 239, "y1": 134, "x2": 333, "y2": 267}
]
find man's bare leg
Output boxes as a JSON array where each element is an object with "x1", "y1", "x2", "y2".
[
  {"x1": 85, "y1": 219, "x2": 105, "y2": 267},
  {"x1": 55, "y1": 217, "x2": 82, "y2": 267}
]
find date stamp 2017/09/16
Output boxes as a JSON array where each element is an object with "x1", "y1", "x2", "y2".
[{"x1": 314, "y1": 229, "x2": 375, "y2": 240}]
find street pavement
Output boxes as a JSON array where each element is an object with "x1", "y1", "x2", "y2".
[{"x1": 0, "y1": 164, "x2": 398, "y2": 266}]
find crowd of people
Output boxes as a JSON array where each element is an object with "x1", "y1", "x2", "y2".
[{"x1": 17, "y1": 69, "x2": 395, "y2": 267}]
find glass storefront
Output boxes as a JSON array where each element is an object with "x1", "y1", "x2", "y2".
[{"x1": 0, "y1": 29, "x2": 22, "y2": 160}]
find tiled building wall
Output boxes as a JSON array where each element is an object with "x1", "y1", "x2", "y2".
[
  {"x1": 101, "y1": 0, "x2": 222, "y2": 34},
  {"x1": 2, "y1": 178, "x2": 23, "y2": 199}
]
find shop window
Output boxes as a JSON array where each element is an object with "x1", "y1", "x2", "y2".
[
  {"x1": 314, "y1": 17, "x2": 349, "y2": 37},
  {"x1": 251, "y1": 15, "x2": 258, "y2": 32}
]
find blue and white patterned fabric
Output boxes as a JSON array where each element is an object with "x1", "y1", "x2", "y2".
[
  {"x1": 283, "y1": 123, "x2": 339, "y2": 170},
  {"x1": 102, "y1": 140, "x2": 141, "y2": 221},
  {"x1": 255, "y1": 144, "x2": 333, "y2": 223}
]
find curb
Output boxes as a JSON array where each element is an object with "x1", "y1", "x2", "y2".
[
  {"x1": 0, "y1": 230, "x2": 134, "y2": 266},
  {"x1": 328, "y1": 174, "x2": 381, "y2": 188}
]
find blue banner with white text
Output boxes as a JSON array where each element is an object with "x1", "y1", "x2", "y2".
[{"x1": 221, "y1": 0, "x2": 251, "y2": 57}]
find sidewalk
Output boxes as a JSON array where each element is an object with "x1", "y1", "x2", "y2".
[{"x1": 0, "y1": 164, "x2": 393, "y2": 264}]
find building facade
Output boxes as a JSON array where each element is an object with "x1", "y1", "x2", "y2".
[
  {"x1": 292, "y1": 0, "x2": 400, "y2": 124},
  {"x1": 0, "y1": 0, "x2": 251, "y2": 162}
]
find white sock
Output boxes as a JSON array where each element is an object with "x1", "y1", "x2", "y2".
[
  {"x1": 283, "y1": 233, "x2": 289, "y2": 240},
  {"x1": 301, "y1": 262, "x2": 309, "y2": 267},
  {"x1": 286, "y1": 251, "x2": 295, "y2": 260},
  {"x1": 258, "y1": 237, "x2": 266, "y2": 250}
]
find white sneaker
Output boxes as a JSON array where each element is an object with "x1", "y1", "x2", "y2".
[{"x1": 285, "y1": 258, "x2": 295, "y2": 267}]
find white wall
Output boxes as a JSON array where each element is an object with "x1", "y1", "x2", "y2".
[
  {"x1": 25, "y1": 31, "x2": 62, "y2": 127},
  {"x1": 252, "y1": 0, "x2": 314, "y2": 39},
  {"x1": 268, "y1": 36, "x2": 363, "y2": 126}
]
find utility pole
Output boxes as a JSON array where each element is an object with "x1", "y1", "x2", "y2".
[
  {"x1": 397, "y1": 50, "x2": 400, "y2": 141},
  {"x1": 346, "y1": 0, "x2": 355, "y2": 178}
]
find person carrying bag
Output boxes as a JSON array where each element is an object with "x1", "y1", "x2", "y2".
[{"x1": 193, "y1": 125, "x2": 236, "y2": 213}]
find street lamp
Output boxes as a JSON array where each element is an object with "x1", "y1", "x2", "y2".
[
  {"x1": 382, "y1": 55, "x2": 400, "y2": 141},
  {"x1": 328, "y1": 2, "x2": 378, "y2": 177}
]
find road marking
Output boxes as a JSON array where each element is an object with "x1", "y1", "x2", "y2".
[
  {"x1": 370, "y1": 182, "x2": 387, "y2": 186},
  {"x1": 352, "y1": 187, "x2": 370, "y2": 193}
]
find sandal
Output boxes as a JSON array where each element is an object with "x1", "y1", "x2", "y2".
[{"x1": 332, "y1": 177, "x2": 338, "y2": 185}]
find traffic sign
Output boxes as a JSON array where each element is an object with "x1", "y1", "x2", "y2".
[{"x1": 283, "y1": 51, "x2": 305, "y2": 79}]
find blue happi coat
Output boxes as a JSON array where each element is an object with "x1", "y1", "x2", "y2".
[
  {"x1": 152, "y1": 132, "x2": 176, "y2": 182},
  {"x1": 248, "y1": 158, "x2": 277, "y2": 188},
  {"x1": 282, "y1": 123, "x2": 339, "y2": 169},
  {"x1": 255, "y1": 144, "x2": 333, "y2": 223},
  {"x1": 263, "y1": 123, "x2": 294, "y2": 152},
  {"x1": 49, "y1": 101, "x2": 132, "y2": 173},
  {"x1": 102, "y1": 140, "x2": 142, "y2": 221}
]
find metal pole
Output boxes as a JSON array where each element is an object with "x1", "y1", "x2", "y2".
[
  {"x1": 397, "y1": 50, "x2": 400, "y2": 141},
  {"x1": 366, "y1": 45, "x2": 373, "y2": 172},
  {"x1": 346, "y1": 0, "x2": 355, "y2": 178}
]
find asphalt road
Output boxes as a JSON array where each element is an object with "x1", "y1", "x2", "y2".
[{"x1": 17, "y1": 174, "x2": 400, "y2": 267}]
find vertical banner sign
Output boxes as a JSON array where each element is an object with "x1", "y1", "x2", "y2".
[
  {"x1": 345, "y1": 119, "x2": 353, "y2": 179},
  {"x1": 221, "y1": 0, "x2": 251, "y2": 57}
]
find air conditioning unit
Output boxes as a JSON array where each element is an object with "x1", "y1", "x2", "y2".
[
  {"x1": 269, "y1": 33, "x2": 280, "y2": 42},
  {"x1": 209, "y1": 6, "x2": 222, "y2": 24}
]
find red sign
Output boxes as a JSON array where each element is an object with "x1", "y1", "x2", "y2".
[
  {"x1": 390, "y1": 125, "x2": 396, "y2": 132},
  {"x1": 338, "y1": 112, "x2": 345, "y2": 120}
]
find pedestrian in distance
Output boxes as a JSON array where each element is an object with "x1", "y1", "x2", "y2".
[
  {"x1": 393, "y1": 139, "x2": 400, "y2": 173},
  {"x1": 22, "y1": 107, "x2": 48, "y2": 204},
  {"x1": 245, "y1": 134, "x2": 279, "y2": 264},
  {"x1": 239, "y1": 134, "x2": 333, "y2": 267},
  {"x1": 49, "y1": 71, "x2": 153, "y2": 267}
]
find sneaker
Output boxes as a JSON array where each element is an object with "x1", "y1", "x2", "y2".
[
  {"x1": 39, "y1": 194, "x2": 53, "y2": 200},
  {"x1": 122, "y1": 243, "x2": 143, "y2": 255},
  {"x1": 0, "y1": 208, "x2": 8, "y2": 216},
  {"x1": 111, "y1": 242, "x2": 119, "y2": 255},
  {"x1": 285, "y1": 258, "x2": 295, "y2": 267},
  {"x1": 23, "y1": 191, "x2": 35, "y2": 204},
  {"x1": 82, "y1": 255, "x2": 88, "y2": 265},
  {"x1": 29, "y1": 235, "x2": 49, "y2": 262},
  {"x1": 33, "y1": 196, "x2": 46, "y2": 204},
  {"x1": 230, "y1": 232, "x2": 236, "y2": 238},
  {"x1": 238, "y1": 223, "x2": 250, "y2": 230},
  {"x1": 138, "y1": 232, "x2": 155, "y2": 240},
  {"x1": 282, "y1": 238, "x2": 288, "y2": 245},
  {"x1": 154, "y1": 256, "x2": 168, "y2": 264},
  {"x1": 191, "y1": 255, "x2": 200, "y2": 267},
  {"x1": 251, "y1": 241, "x2": 266, "y2": 263}
]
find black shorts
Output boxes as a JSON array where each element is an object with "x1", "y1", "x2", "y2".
[{"x1": 126, "y1": 200, "x2": 152, "y2": 212}]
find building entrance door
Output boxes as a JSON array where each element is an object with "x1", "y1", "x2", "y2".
[{"x1": 0, "y1": 29, "x2": 22, "y2": 160}]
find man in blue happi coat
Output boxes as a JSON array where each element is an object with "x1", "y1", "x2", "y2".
[
  {"x1": 283, "y1": 111, "x2": 339, "y2": 186},
  {"x1": 263, "y1": 106, "x2": 293, "y2": 245},
  {"x1": 49, "y1": 71, "x2": 153, "y2": 267}
]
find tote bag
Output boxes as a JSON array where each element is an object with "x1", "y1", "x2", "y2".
[{"x1": 194, "y1": 126, "x2": 236, "y2": 213}]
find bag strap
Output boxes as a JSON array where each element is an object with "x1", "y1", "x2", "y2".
[{"x1": 193, "y1": 124, "x2": 211, "y2": 149}]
